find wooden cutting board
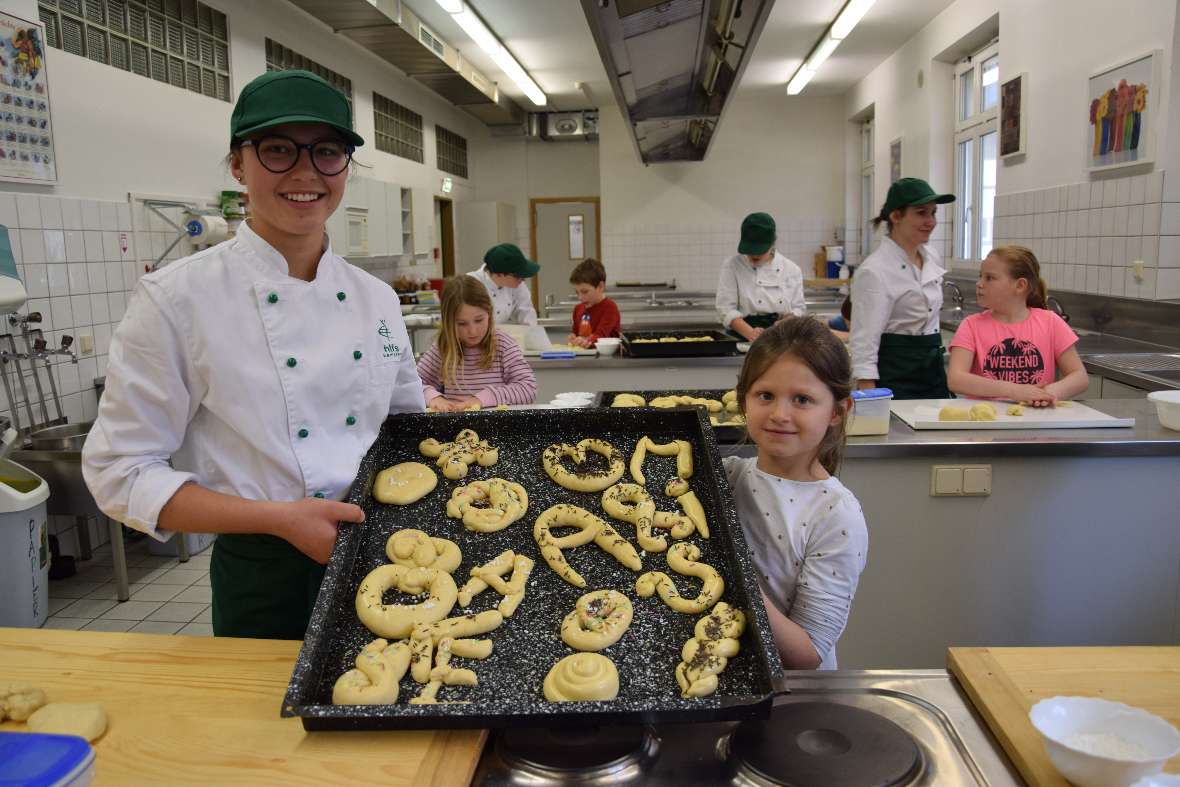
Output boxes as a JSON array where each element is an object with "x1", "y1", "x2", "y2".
[
  {"x1": 0, "y1": 628, "x2": 486, "y2": 786},
  {"x1": 891, "y1": 398, "x2": 1135, "y2": 429},
  {"x1": 948, "y1": 646, "x2": 1180, "y2": 786}
]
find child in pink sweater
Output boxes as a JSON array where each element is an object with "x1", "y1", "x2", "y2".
[{"x1": 417, "y1": 276, "x2": 537, "y2": 411}]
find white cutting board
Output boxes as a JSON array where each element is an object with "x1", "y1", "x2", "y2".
[{"x1": 890, "y1": 398, "x2": 1135, "y2": 430}]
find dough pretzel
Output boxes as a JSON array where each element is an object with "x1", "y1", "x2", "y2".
[
  {"x1": 356, "y1": 565, "x2": 458, "y2": 639},
  {"x1": 372, "y1": 462, "x2": 438, "y2": 505},
  {"x1": 386, "y1": 529, "x2": 462, "y2": 574},
  {"x1": 610, "y1": 393, "x2": 646, "y2": 407},
  {"x1": 409, "y1": 610, "x2": 503, "y2": 683},
  {"x1": 601, "y1": 483, "x2": 666, "y2": 553},
  {"x1": 543, "y1": 653, "x2": 619, "y2": 702},
  {"x1": 665, "y1": 478, "x2": 690, "y2": 498},
  {"x1": 675, "y1": 603, "x2": 746, "y2": 698},
  {"x1": 410, "y1": 637, "x2": 479, "y2": 705},
  {"x1": 332, "y1": 638, "x2": 412, "y2": 705},
  {"x1": 561, "y1": 589, "x2": 634, "y2": 651},
  {"x1": 629, "y1": 436, "x2": 694, "y2": 486},
  {"x1": 457, "y1": 550, "x2": 534, "y2": 617},
  {"x1": 543, "y1": 439, "x2": 626, "y2": 492},
  {"x1": 533, "y1": 503, "x2": 642, "y2": 588},
  {"x1": 648, "y1": 395, "x2": 723, "y2": 413},
  {"x1": 635, "y1": 542, "x2": 724, "y2": 614},
  {"x1": 675, "y1": 491, "x2": 710, "y2": 539},
  {"x1": 445, "y1": 479, "x2": 529, "y2": 532},
  {"x1": 722, "y1": 390, "x2": 740, "y2": 413},
  {"x1": 420, "y1": 428, "x2": 499, "y2": 480}
]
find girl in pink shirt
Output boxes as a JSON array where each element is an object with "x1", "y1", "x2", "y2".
[
  {"x1": 948, "y1": 245, "x2": 1088, "y2": 406},
  {"x1": 417, "y1": 276, "x2": 537, "y2": 411}
]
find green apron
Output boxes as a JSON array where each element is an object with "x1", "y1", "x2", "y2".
[
  {"x1": 210, "y1": 533, "x2": 325, "y2": 639},
  {"x1": 877, "y1": 332, "x2": 950, "y2": 400},
  {"x1": 728, "y1": 312, "x2": 778, "y2": 339}
]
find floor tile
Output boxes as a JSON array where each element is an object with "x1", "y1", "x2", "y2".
[
  {"x1": 126, "y1": 566, "x2": 172, "y2": 583},
  {"x1": 177, "y1": 622, "x2": 214, "y2": 637},
  {"x1": 194, "y1": 605, "x2": 212, "y2": 624},
  {"x1": 193, "y1": 574, "x2": 211, "y2": 587},
  {"x1": 130, "y1": 620, "x2": 184, "y2": 635},
  {"x1": 82, "y1": 618, "x2": 136, "y2": 633},
  {"x1": 56, "y1": 598, "x2": 117, "y2": 619},
  {"x1": 170, "y1": 585, "x2": 212, "y2": 604},
  {"x1": 130, "y1": 584, "x2": 183, "y2": 603},
  {"x1": 43, "y1": 617, "x2": 89, "y2": 630},
  {"x1": 180, "y1": 556, "x2": 211, "y2": 570},
  {"x1": 48, "y1": 580, "x2": 105, "y2": 599},
  {"x1": 153, "y1": 568, "x2": 205, "y2": 586},
  {"x1": 85, "y1": 582, "x2": 147, "y2": 600},
  {"x1": 47, "y1": 597, "x2": 74, "y2": 615},
  {"x1": 136, "y1": 556, "x2": 180, "y2": 570},
  {"x1": 74, "y1": 566, "x2": 115, "y2": 584},
  {"x1": 146, "y1": 602, "x2": 206, "y2": 623},
  {"x1": 98, "y1": 600, "x2": 163, "y2": 621}
]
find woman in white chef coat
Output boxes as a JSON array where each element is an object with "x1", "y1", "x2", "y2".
[
  {"x1": 82, "y1": 70, "x2": 425, "y2": 639},
  {"x1": 850, "y1": 178, "x2": 955, "y2": 399},
  {"x1": 466, "y1": 243, "x2": 541, "y2": 326},
  {"x1": 715, "y1": 212, "x2": 806, "y2": 340}
]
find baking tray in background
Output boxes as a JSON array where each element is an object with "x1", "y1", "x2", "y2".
[
  {"x1": 282, "y1": 408, "x2": 781, "y2": 730},
  {"x1": 621, "y1": 329, "x2": 739, "y2": 358},
  {"x1": 594, "y1": 390, "x2": 747, "y2": 445}
]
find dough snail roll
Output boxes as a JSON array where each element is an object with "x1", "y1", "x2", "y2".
[{"x1": 543, "y1": 653, "x2": 620, "y2": 702}]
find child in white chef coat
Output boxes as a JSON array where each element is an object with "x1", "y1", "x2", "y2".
[{"x1": 723, "y1": 317, "x2": 868, "y2": 669}]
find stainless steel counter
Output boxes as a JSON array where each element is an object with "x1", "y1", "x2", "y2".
[{"x1": 524, "y1": 353, "x2": 745, "y2": 371}]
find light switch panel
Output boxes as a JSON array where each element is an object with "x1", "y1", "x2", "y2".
[
  {"x1": 962, "y1": 465, "x2": 992, "y2": 495},
  {"x1": 931, "y1": 466, "x2": 963, "y2": 496}
]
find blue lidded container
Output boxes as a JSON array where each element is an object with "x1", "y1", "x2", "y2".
[
  {"x1": 0, "y1": 732, "x2": 95, "y2": 787},
  {"x1": 848, "y1": 388, "x2": 894, "y2": 436}
]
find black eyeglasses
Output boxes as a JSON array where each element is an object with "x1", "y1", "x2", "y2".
[{"x1": 240, "y1": 135, "x2": 354, "y2": 176}]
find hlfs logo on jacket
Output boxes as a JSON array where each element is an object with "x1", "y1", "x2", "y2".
[{"x1": 378, "y1": 320, "x2": 400, "y2": 359}]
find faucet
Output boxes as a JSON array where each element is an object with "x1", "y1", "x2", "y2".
[
  {"x1": 1045, "y1": 295, "x2": 1070, "y2": 324},
  {"x1": 942, "y1": 280, "x2": 965, "y2": 310}
]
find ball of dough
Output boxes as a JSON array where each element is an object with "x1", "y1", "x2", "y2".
[
  {"x1": 938, "y1": 405, "x2": 971, "y2": 421},
  {"x1": 968, "y1": 403, "x2": 997, "y2": 421},
  {"x1": 0, "y1": 684, "x2": 46, "y2": 722},
  {"x1": 373, "y1": 462, "x2": 438, "y2": 505},
  {"x1": 543, "y1": 653, "x2": 619, "y2": 702},
  {"x1": 27, "y1": 702, "x2": 108, "y2": 742},
  {"x1": 1006, "y1": 404, "x2": 1025, "y2": 416}
]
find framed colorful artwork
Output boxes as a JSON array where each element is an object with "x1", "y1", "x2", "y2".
[
  {"x1": 0, "y1": 11, "x2": 56, "y2": 184},
  {"x1": 889, "y1": 137, "x2": 901, "y2": 183},
  {"x1": 1000, "y1": 72, "x2": 1027, "y2": 159},
  {"x1": 1087, "y1": 50, "x2": 1159, "y2": 172}
]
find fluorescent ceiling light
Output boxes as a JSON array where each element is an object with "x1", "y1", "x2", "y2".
[
  {"x1": 786, "y1": 66, "x2": 815, "y2": 96},
  {"x1": 434, "y1": 0, "x2": 463, "y2": 13},
  {"x1": 806, "y1": 36, "x2": 840, "y2": 71},
  {"x1": 491, "y1": 45, "x2": 546, "y2": 106},
  {"x1": 831, "y1": 0, "x2": 876, "y2": 40},
  {"x1": 452, "y1": 7, "x2": 501, "y2": 55}
]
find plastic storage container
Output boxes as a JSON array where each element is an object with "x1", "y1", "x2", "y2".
[
  {"x1": 0, "y1": 732, "x2": 96, "y2": 787},
  {"x1": 847, "y1": 388, "x2": 894, "y2": 436},
  {"x1": 0, "y1": 459, "x2": 51, "y2": 628}
]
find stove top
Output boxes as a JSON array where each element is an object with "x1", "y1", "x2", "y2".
[{"x1": 472, "y1": 670, "x2": 1022, "y2": 786}]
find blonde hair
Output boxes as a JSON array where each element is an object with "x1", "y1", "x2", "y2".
[
  {"x1": 437, "y1": 276, "x2": 496, "y2": 386},
  {"x1": 734, "y1": 317, "x2": 853, "y2": 476},
  {"x1": 988, "y1": 245, "x2": 1047, "y2": 308}
]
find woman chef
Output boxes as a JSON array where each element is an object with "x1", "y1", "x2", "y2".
[{"x1": 715, "y1": 212, "x2": 806, "y2": 340}]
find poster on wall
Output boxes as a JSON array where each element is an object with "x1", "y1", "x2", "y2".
[
  {"x1": 1000, "y1": 72, "x2": 1027, "y2": 159},
  {"x1": 568, "y1": 214, "x2": 584, "y2": 259},
  {"x1": 889, "y1": 138, "x2": 902, "y2": 183},
  {"x1": 1087, "y1": 50, "x2": 1158, "y2": 172},
  {"x1": 0, "y1": 12, "x2": 55, "y2": 185}
]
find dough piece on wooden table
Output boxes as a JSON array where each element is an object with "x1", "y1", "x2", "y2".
[
  {"x1": 629, "y1": 436, "x2": 693, "y2": 486},
  {"x1": 533, "y1": 503, "x2": 642, "y2": 588},
  {"x1": 938, "y1": 405, "x2": 971, "y2": 421},
  {"x1": 543, "y1": 653, "x2": 619, "y2": 702},
  {"x1": 372, "y1": 462, "x2": 438, "y2": 505},
  {"x1": 456, "y1": 549, "x2": 534, "y2": 617},
  {"x1": 968, "y1": 403, "x2": 997, "y2": 421},
  {"x1": 386, "y1": 529, "x2": 462, "y2": 574},
  {"x1": 0, "y1": 684, "x2": 47, "y2": 722},
  {"x1": 27, "y1": 703, "x2": 108, "y2": 742},
  {"x1": 675, "y1": 603, "x2": 746, "y2": 698},
  {"x1": 333, "y1": 638, "x2": 412, "y2": 705},
  {"x1": 410, "y1": 637, "x2": 479, "y2": 705},
  {"x1": 635, "y1": 542, "x2": 724, "y2": 614},
  {"x1": 420, "y1": 428, "x2": 498, "y2": 480},
  {"x1": 561, "y1": 590, "x2": 634, "y2": 651},
  {"x1": 611, "y1": 393, "x2": 646, "y2": 408},
  {"x1": 543, "y1": 439, "x2": 625, "y2": 492},
  {"x1": 601, "y1": 483, "x2": 665, "y2": 553},
  {"x1": 446, "y1": 478, "x2": 529, "y2": 532},
  {"x1": 355, "y1": 565, "x2": 458, "y2": 639},
  {"x1": 1006, "y1": 404, "x2": 1025, "y2": 416},
  {"x1": 409, "y1": 610, "x2": 503, "y2": 683}
]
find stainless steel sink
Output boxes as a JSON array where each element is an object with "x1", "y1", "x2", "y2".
[
  {"x1": 29, "y1": 421, "x2": 93, "y2": 451},
  {"x1": 1085, "y1": 353, "x2": 1180, "y2": 372}
]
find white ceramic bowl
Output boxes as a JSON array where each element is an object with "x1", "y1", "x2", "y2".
[
  {"x1": 1030, "y1": 696, "x2": 1180, "y2": 787},
  {"x1": 1147, "y1": 390, "x2": 1180, "y2": 431},
  {"x1": 1132, "y1": 774, "x2": 1180, "y2": 786},
  {"x1": 595, "y1": 338, "x2": 622, "y2": 356}
]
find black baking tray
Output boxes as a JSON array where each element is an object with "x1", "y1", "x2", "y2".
[
  {"x1": 594, "y1": 389, "x2": 746, "y2": 445},
  {"x1": 621, "y1": 329, "x2": 739, "y2": 358},
  {"x1": 281, "y1": 407, "x2": 781, "y2": 730}
]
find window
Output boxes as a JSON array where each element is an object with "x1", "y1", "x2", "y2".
[
  {"x1": 373, "y1": 93, "x2": 423, "y2": 163},
  {"x1": 860, "y1": 119, "x2": 874, "y2": 257},
  {"x1": 38, "y1": 0, "x2": 230, "y2": 100},
  {"x1": 953, "y1": 40, "x2": 999, "y2": 261},
  {"x1": 436, "y1": 125, "x2": 468, "y2": 179},
  {"x1": 265, "y1": 38, "x2": 352, "y2": 118}
]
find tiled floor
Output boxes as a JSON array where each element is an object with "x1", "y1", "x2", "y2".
[{"x1": 43, "y1": 538, "x2": 214, "y2": 636}]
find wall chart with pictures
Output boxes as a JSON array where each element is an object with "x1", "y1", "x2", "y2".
[{"x1": 0, "y1": 12, "x2": 55, "y2": 184}]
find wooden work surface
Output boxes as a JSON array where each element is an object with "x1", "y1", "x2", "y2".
[
  {"x1": 0, "y1": 628, "x2": 487, "y2": 786},
  {"x1": 948, "y1": 646, "x2": 1180, "y2": 786}
]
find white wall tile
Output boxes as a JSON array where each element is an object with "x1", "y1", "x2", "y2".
[
  {"x1": 101, "y1": 231, "x2": 120, "y2": 261},
  {"x1": 1115, "y1": 177, "x2": 1131, "y2": 207},
  {"x1": 19, "y1": 228, "x2": 45, "y2": 263},
  {"x1": 1102, "y1": 179, "x2": 1118, "y2": 208},
  {"x1": 1158, "y1": 235, "x2": 1180, "y2": 268},
  {"x1": 1113, "y1": 237, "x2": 1127, "y2": 268},
  {"x1": 108, "y1": 292, "x2": 126, "y2": 322},
  {"x1": 1146, "y1": 171, "x2": 1164, "y2": 203},
  {"x1": 0, "y1": 194, "x2": 17, "y2": 228},
  {"x1": 1130, "y1": 175, "x2": 1146, "y2": 205},
  {"x1": 90, "y1": 293, "x2": 110, "y2": 323},
  {"x1": 83, "y1": 231, "x2": 104, "y2": 263},
  {"x1": 1098, "y1": 266, "x2": 1111, "y2": 294},
  {"x1": 70, "y1": 293, "x2": 92, "y2": 326},
  {"x1": 1141, "y1": 235, "x2": 1159, "y2": 267},
  {"x1": 1143, "y1": 202, "x2": 1161, "y2": 236},
  {"x1": 105, "y1": 260, "x2": 124, "y2": 291},
  {"x1": 1127, "y1": 205, "x2": 1143, "y2": 236},
  {"x1": 66, "y1": 262, "x2": 88, "y2": 294},
  {"x1": 16, "y1": 194, "x2": 41, "y2": 228},
  {"x1": 26, "y1": 297, "x2": 49, "y2": 330},
  {"x1": 96, "y1": 355, "x2": 108, "y2": 378},
  {"x1": 1109, "y1": 266, "x2": 1125, "y2": 296},
  {"x1": 1085, "y1": 266, "x2": 1099, "y2": 293},
  {"x1": 1157, "y1": 268, "x2": 1180, "y2": 299},
  {"x1": 1126, "y1": 236, "x2": 1142, "y2": 265},
  {"x1": 81, "y1": 201, "x2": 101, "y2": 231},
  {"x1": 1099, "y1": 237, "x2": 1113, "y2": 266},
  {"x1": 86, "y1": 262, "x2": 107, "y2": 294},
  {"x1": 64, "y1": 230, "x2": 85, "y2": 262},
  {"x1": 99, "y1": 203, "x2": 118, "y2": 232},
  {"x1": 43, "y1": 230, "x2": 65, "y2": 263},
  {"x1": 116, "y1": 205, "x2": 131, "y2": 231},
  {"x1": 50, "y1": 295, "x2": 73, "y2": 329},
  {"x1": 1077, "y1": 183, "x2": 1091, "y2": 210},
  {"x1": 62, "y1": 393, "x2": 83, "y2": 424},
  {"x1": 1160, "y1": 204, "x2": 1180, "y2": 236},
  {"x1": 59, "y1": 198, "x2": 82, "y2": 230},
  {"x1": 1100, "y1": 207, "x2": 1115, "y2": 236},
  {"x1": 1113, "y1": 206, "x2": 1128, "y2": 235},
  {"x1": 94, "y1": 323, "x2": 112, "y2": 355},
  {"x1": 38, "y1": 196, "x2": 62, "y2": 229},
  {"x1": 55, "y1": 362, "x2": 81, "y2": 397}
]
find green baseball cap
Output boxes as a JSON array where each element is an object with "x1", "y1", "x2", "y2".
[
  {"x1": 883, "y1": 177, "x2": 954, "y2": 216},
  {"x1": 483, "y1": 243, "x2": 540, "y2": 277},
  {"x1": 231, "y1": 69, "x2": 364, "y2": 148},
  {"x1": 738, "y1": 212, "x2": 776, "y2": 255}
]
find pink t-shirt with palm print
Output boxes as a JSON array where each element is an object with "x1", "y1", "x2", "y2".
[{"x1": 949, "y1": 308, "x2": 1078, "y2": 386}]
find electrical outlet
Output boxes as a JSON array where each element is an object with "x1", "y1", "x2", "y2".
[{"x1": 1133, "y1": 260, "x2": 1145, "y2": 280}]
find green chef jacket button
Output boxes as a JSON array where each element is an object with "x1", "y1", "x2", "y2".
[
  {"x1": 313, "y1": 492, "x2": 325, "y2": 498},
  {"x1": 267, "y1": 292, "x2": 278, "y2": 304},
  {"x1": 353, "y1": 350, "x2": 362, "y2": 360},
  {"x1": 345, "y1": 415, "x2": 356, "y2": 426},
  {"x1": 297, "y1": 428, "x2": 309, "y2": 439},
  {"x1": 337, "y1": 291, "x2": 346, "y2": 301},
  {"x1": 286, "y1": 357, "x2": 297, "y2": 368}
]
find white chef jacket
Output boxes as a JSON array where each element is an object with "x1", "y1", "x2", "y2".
[
  {"x1": 715, "y1": 251, "x2": 806, "y2": 329},
  {"x1": 849, "y1": 235, "x2": 945, "y2": 381},
  {"x1": 81, "y1": 221, "x2": 425, "y2": 540},
  {"x1": 466, "y1": 265, "x2": 539, "y2": 326}
]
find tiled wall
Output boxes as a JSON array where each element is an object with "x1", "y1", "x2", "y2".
[{"x1": 988, "y1": 171, "x2": 1171, "y2": 300}]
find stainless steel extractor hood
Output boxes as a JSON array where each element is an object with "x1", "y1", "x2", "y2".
[
  {"x1": 582, "y1": 0, "x2": 775, "y2": 163},
  {"x1": 284, "y1": 0, "x2": 525, "y2": 127}
]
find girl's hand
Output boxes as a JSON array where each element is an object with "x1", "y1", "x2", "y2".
[
  {"x1": 274, "y1": 498, "x2": 365, "y2": 564},
  {"x1": 429, "y1": 396, "x2": 454, "y2": 412},
  {"x1": 454, "y1": 395, "x2": 481, "y2": 409},
  {"x1": 746, "y1": 326, "x2": 765, "y2": 340},
  {"x1": 1013, "y1": 385, "x2": 1056, "y2": 406},
  {"x1": 566, "y1": 333, "x2": 578, "y2": 345}
]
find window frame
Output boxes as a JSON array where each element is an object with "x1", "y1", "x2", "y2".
[
  {"x1": 373, "y1": 92, "x2": 424, "y2": 164},
  {"x1": 953, "y1": 39, "x2": 1000, "y2": 263},
  {"x1": 860, "y1": 119, "x2": 875, "y2": 257}
]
